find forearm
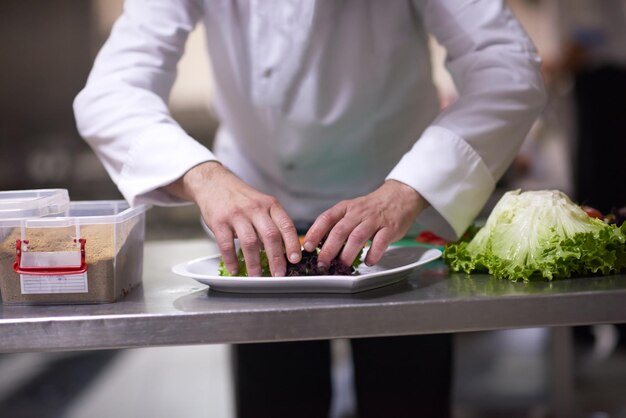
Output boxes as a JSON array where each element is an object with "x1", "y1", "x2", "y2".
[
  {"x1": 162, "y1": 161, "x2": 225, "y2": 203},
  {"x1": 384, "y1": 179, "x2": 430, "y2": 214}
]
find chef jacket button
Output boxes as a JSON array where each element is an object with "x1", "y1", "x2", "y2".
[{"x1": 262, "y1": 67, "x2": 273, "y2": 78}]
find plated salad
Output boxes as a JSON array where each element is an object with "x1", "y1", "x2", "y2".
[{"x1": 218, "y1": 244, "x2": 363, "y2": 277}]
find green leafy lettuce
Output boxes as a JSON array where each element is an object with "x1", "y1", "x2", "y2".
[
  {"x1": 443, "y1": 190, "x2": 626, "y2": 282},
  {"x1": 218, "y1": 249, "x2": 270, "y2": 277}
]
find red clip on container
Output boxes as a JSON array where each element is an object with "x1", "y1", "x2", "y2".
[{"x1": 14, "y1": 238, "x2": 87, "y2": 275}]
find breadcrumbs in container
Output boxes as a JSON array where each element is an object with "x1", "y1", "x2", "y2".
[{"x1": 0, "y1": 200, "x2": 147, "y2": 305}]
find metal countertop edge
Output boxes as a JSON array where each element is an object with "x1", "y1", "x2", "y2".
[{"x1": 1, "y1": 292, "x2": 625, "y2": 353}]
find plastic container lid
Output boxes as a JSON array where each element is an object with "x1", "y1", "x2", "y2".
[{"x1": 0, "y1": 189, "x2": 70, "y2": 219}]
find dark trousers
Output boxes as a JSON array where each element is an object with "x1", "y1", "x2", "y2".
[
  {"x1": 233, "y1": 334, "x2": 452, "y2": 418},
  {"x1": 573, "y1": 65, "x2": 626, "y2": 348},
  {"x1": 574, "y1": 65, "x2": 626, "y2": 213}
]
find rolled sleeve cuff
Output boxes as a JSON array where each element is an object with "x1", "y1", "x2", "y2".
[
  {"x1": 386, "y1": 126, "x2": 495, "y2": 239},
  {"x1": 119, "y1": 124, "x2": 217, "y2": 206}
]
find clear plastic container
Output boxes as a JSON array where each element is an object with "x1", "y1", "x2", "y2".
[
  {"x1": 0, "y1": 189, "x2": 70, "y2": 219},
  {"x1": 0, "y1": 200, "x2": 147, "y2": 305}
]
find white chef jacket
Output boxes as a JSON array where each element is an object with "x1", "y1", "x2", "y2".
[{"x1": 74, "y1": 0, "x2": 546, "y2": 239}]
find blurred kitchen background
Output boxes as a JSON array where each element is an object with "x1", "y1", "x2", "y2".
[
  {"x1": 1, "y1": 0, "x2": 626, "y2": 417},
  {"x1": 1, "y1": 0, "x2": 217, "y2": 239}
]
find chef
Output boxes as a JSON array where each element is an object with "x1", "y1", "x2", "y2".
[{"x1": 74, "y1": 1, "x2": 546, "y2": 416}]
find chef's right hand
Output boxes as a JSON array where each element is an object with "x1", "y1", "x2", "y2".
[{"x1": 162, "y1": 161, "x2": 301, "y2": 276}]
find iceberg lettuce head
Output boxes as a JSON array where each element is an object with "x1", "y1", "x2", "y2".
[{"x1": 444, "y1": 190, "x2": 626, "y2": 281}]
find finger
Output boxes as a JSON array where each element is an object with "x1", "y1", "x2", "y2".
[
  {"x1": 365, "y1": 227, "x2": 393, "y2": 266},
  {"x1": 213, "y1": 225, "x2": 239, "y2": 275},
  {"x1": 339, "y1": 222, "x2": 376, "y2": 267},
  {"x1": 253, "y1": 213, "x2": 287, "y2": 277},
  {"x1": 317, "y1": 216, "x2": 360, "y2": 269},
  {"x1": 233, "y1": 221, "x2": 262, "y2": 276},
  {"x1": 270, "y1": 205, "x2": 301, "y2": 264},
  {"x1": 303, "y1": 203, "x2": 347, "y2": 253}
]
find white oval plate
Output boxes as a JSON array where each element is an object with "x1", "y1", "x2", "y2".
[{"x1": 172, "y1": 247, "x2": 442, "y2": 294}]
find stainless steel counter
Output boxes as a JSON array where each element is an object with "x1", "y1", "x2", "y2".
[{"x1": 1, "y1": 239, "x2": 626, "y2": 353}]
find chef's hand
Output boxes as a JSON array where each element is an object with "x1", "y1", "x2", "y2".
[
  {"x1": 303, "y1": 180, "x2": 428, "y2": 268},
  {"x1": 163, "y1": 161, "x2": 301, "y2": 276}
]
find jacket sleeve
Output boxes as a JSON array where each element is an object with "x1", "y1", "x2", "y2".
[
  {"x1": 73, "y1": 0, "x2": 217, "y2": 206},
  {"x1": 387, "y1": 0, "x2": 547, "y2": 238}
]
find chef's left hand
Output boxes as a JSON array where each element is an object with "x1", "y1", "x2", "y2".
[{"x1": 303, "y1": 180, "x2": 428, "y2": 268}]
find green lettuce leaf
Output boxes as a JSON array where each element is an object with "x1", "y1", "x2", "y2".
[
  {"x1": 218, "y1": 248, "x2": 270, "y2": 277},
  {"x1": 352, "y1": 247, "x2": 364, "y2": 269},
  {"x1": 443, "y1": 190, "x2": 626, "y2": 282}
]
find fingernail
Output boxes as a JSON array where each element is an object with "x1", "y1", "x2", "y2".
[
  {"x1": 303, "y1": 242, "x2": 315, "y2": 252},
  {"x1": 317, "y1": 261, "x2": 328, "y2": 270},
  {"x1": 274, "y1": 269, "x2": 285, "y2": 277},
  {"x1": 289, "y1": 252, "x2": 300, "y2": 263}
]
